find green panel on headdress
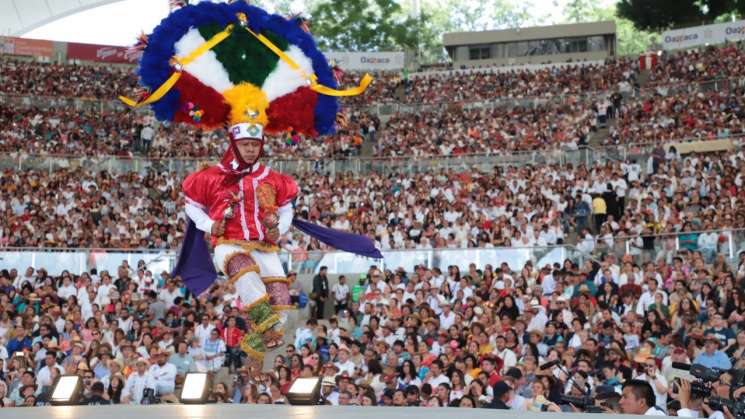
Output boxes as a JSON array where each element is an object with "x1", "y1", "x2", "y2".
[{"x1": 198, "y1": 23, "x2": 288, "y2": 87}]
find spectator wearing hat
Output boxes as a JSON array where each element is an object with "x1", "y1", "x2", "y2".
[
  {"x1": 334, "y1": 345, "x2": 355, "y2": 377},
  {"x1": 122, "y1": 358, "x2": 156, "y2": 404},
  {"x1": 694, "y1": 334, "x2": 732, "y2": 370},
  {"x1": 321, "y1": 376, "x2": 339, "y2": 405},
  {"x1": 149, "y1": 348, "x2": 177, "y2": 398}
]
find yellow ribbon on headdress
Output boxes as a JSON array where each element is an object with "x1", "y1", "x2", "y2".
[
  {"x1": 239, "y1": 16, "x2": 373, "y2": 97},
  {"x1": 118, "y1": 24, "x2": 236, "y2": 108},
  {"x1": 118, "y1": 13, "x2": 372, "y2": 109}
]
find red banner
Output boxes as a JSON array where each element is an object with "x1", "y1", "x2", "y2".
[
  {"x1": 66, "y1": 42, "x2": 140, "y2": 63},
  {"x1": 0, "y1": 37, "x2": 53, "y2": 57}
]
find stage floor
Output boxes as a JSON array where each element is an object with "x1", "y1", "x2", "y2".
[{"x1": 2, "y1": 404, "x2": 650, "y2": 419}]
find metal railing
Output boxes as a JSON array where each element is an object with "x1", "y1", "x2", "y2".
[
  {"x1": 2, "y1": 134, "x2": 741, "y2": 177},
  {"x1": 2, "y1": 228, "x2": 744, "y2": 277}
]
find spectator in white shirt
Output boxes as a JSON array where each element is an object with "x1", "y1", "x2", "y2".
[
  {"x1": 202, "y1": 329, "x2": 226, "y2": 372},
  {"x1": 334, "y1": 345, "x2": 355, "y2": 377},
  {"x1": 95, "y1": 276, "x2": 115, "y2": 307},
  {"x1": 425, "y1": 360, "x2": 451, "y2": 387},
  {"x1": 438, "y1": 303, "x2": 456, "y2": 330},
  {"x1": 36, "y1": 351, "x2": 62, "y2": 388},
  {"x1": 56, "y1": 276, "x2": 77, "y2": 300},
  {"x1": 332, "y1": 276, "x2": 350, "y2": 315},
  {"x1": 194, "y1": 315, "x2": 215, "y2": 346},
  {"x1": 636, "y1": 278, "x2": 667, "y2": 315},
  {"x1": 158, "y1": 280, "x2": 183, "y2": 309},
  {"x1": 122, "y1": 358, "x2": 157, "y2": 404},
  {"x1": 148, "y1": 349, "x2": 177, "y2": 397},
  {"x1": 634, "y1": 357, "x2": 668, "y2": 410},
  {"x1": 620, "y1": 379, "x2": 665, "y2": 415}
]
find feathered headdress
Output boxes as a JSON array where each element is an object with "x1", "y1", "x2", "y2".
[{"x1": 119, "y1": 1, "x2": 371, "y2": 140}]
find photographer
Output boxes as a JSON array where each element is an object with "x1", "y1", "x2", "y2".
[
  {"x1": 677, "y1": 379, "x2": 709, "y2": 418},
  {"x1": 704, "y1": 372, "x2": 739, "y2": 419}
]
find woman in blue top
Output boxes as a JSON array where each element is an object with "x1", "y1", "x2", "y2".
[{"x1": 678, "y1": 222, "x2": 699, "y2": 251}]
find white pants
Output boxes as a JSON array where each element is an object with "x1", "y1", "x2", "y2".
[{"x1": 214, "y1": 243, "x2": 286, "y2": 307}]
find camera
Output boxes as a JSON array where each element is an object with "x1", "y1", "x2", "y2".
[
  {"x1": 560, "y1": 394, "x2": 596, "y2": 410},
  {"x1": 672, "y1": 362, "x2": 728, "y2": 398},
  {"x1": 140, "y1": 388, "x2": 159, "y2": 405},
  {"x1": 673, "y1": 363, "x2": 745, "y2": 418},
  {"x1": 708, "y1": 397, "x2": 745, "y2": 418}
]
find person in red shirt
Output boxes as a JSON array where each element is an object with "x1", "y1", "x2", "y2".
[
  {"x1": 481, "y1": 357, "x2": 502, "y2": 387},
  {"x1": 222, "y1": 316, "x2": 245, "y2": 372}
]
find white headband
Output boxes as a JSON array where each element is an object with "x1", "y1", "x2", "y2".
[{"x1": 230, "y1": 122, "x2": 264, "y2": 140}]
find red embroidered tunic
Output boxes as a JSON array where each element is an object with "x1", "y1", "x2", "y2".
[{"x1": 182, "y1": 163, "x2": 298, "y2": 243}]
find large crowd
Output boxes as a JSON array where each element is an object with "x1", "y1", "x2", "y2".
[
  {"x1": 3, "y1": 149, "x2": 745, "y2": 255},
  {"x1": 339, "y1": 58, "x2": 637, "y2": 106},
  {"x1": 376, "y1": 100, "x2": 598, "y2": 156},
  {"x1": 4, "y1": 39, "x2": 745, "y2": 414},
  {"x1": 1, "y1": 233, "x2": 745, "y2": 413},
  {"x1": 3, "y1": 46, "x2": 745, "y2": 160},
  {"x1": 0, "y1": 105, "x2": 376, "y2": 160},
  {"x1": 604, "y1": 89, "x2": 745, "y2": 146},
  {"x1": 5, "y1": 144, "x2": 745, "y2": 258}
]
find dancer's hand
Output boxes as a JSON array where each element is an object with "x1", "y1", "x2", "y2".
[
  {"x1": 211, "y1": 219, "x2": 225, "y2": 237},
  {"x1": 266, "y1": 227, "x2": 280, "y2": 244}
]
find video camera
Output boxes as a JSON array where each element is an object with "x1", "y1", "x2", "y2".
[
  {"x1": 707, "y1": 397, "x2": 745, "y2": 419},
  {"x1": 559, "y1": 394, "x2": 598, "y2": 412},
  {"x1": 672, "y1": 362, "x2": 726, "y2": 398},
  {"x1": 673, "y1": 363, "x2": 745, "y2": 418}
]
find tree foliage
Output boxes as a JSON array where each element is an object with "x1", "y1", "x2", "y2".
[
  {"x1": 617, "y1": 0, "x2": 744, "y2": 32},
  {"x1": 308, "y1": 0, "x2": 423, "y2": 51}
]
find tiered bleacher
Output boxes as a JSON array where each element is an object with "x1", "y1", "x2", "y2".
[{"x1": 2, "y1": 44, "x2": 745, "y2": 414}]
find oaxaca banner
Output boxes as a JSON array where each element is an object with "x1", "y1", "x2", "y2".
[
  {"x1": 67, "y1": 41, "x2": 140, "y2": 63},
  {"x1": 0, "y1": 37, "x2": 53, "y2": 57},
  {"x1": 662, "y1": 19, "x2": 745, "y2": 50},
  {"x1": 324, "y1": 51, "x2": 405, "y2": 71}
]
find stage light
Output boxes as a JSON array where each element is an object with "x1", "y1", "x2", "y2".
[
  {"x1": 51, "y1": 375, "x2": 83, "y2": 405},
  {"x1": 180, "y1": 373, "x2": 209, "y2": 404},
  {"x1": 286, "y1": 377, "x2": 321, "y2": 405}
]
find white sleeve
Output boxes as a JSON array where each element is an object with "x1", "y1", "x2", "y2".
[
  {"x1": 185, "y1": 202, "x2": 215, "y2": 233},
  {"x1": 676, "y1": 408, "x2": 700, "y2": 418},
  {"x1": 278, "y1": 202, "x2": 293, "y2": 235}
]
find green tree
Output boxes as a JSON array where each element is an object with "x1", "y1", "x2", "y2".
[
  {"x1": 591, "y1": 6, "x2": 659, "y2": 55},
  {"x1": 617, "y1": 0, "x2": 741, "y2": 32},
  {"x1": 445, "y1": 0, "x2": 535, "y2": 31},
  {"x1": 553, "y1": 1, "x2": 659, "y2": 57},
  {"x1": 309, "y1": 0, "x2": 424, "y2": 51},
  {"x1": 562, "y1": 0, "x2": 599, "y2": 23},
  {"x1": 248, "y1": 0, "x2": 305, "y2": 16}
]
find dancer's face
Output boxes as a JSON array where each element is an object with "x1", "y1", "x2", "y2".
[{"x1": 235, "y1": 138, "x2": 262, "y2": 163}]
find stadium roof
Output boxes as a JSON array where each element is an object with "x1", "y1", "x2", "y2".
[{"x1": 0, "y1": 0, "x2": 122, "y2": 36}]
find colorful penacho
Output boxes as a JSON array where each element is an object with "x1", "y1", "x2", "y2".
[
  {"x1": 119, "y1": 0, "x2": 371, "y2": 138},
  {"x1": 121, "y1": 1, "x2": 381, "y2": 366}
]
